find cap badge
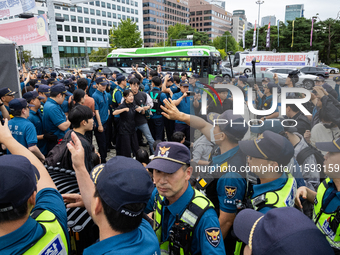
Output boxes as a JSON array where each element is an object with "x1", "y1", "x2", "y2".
[
  {"x1": 255, "y1": 134, "x2": 264, "y2": 143},
  {"x1": 158, "y1": 146, "x2": 170, "y2": 158},
  {"x1": 91, "y1": 164, "x2": 105, "y2": 184}
]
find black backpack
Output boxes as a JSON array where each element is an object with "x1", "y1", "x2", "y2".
[
  {"x1": 45, "y1": 130, "x2": 72, "y2": 167},
  {"x1": 296, "y1": 141, "x2": 326, "y2": 181}
]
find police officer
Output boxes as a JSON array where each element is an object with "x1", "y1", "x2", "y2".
[
  {"x1": 145, "y1": 142, "x2": 226, "y2": 254},
  {"x1": 43, "y1": 84, "x2": 71, "y2": 152},
  {"x1": 23, "y1": 91, "x2": 48, "y2": 156},
  {"x1": 254, "y1": 82, "x2": 279, "y2": 121},
  {"x1": 62, "y1": 134, "x2": 160, "y2": 255},
  {"x1": 0, "y1": 119, "x2": 69, "y2": 254},
  {"x1": 161, "y1": 99, "x2": 248, "y2": 254},
  {"x1": 0, "y1": 87, "x2": 17, "y2": 116},
  {"x1": 7, "y1": 98, "x2": 45, "y2": 162},
  {"x1": 296, "y1": 137, "x2": 340, "y2": 254},
  {"x1": 236, "y1": 75, "x2": 249, "y2": 102}
]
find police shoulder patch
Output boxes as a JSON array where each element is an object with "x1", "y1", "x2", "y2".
[
  {"x1": 225, "y1": 186, "x2": 237, "y2": 199},
  {"x1": 205, "y1": 227, "x2": 221, "y2": 248}
]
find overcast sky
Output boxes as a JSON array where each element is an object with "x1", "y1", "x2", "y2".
[{"x1": 225, "y1": 0, "x2": 340, "y2": 24}]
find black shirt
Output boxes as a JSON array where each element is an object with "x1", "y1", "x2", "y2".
[
  {"x1": 116, "y1": 101, "x2": 137, "y2": 134},
  {"x1": 207, "y1": 98, "x2": 233, "y2": 114},
  {"x1": 133, "y1": 91, "x2": 148, "y2": 126}
]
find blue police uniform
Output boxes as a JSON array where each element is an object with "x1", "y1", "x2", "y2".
[
  {"x1": 215, "y1": 146, "x2": 247, "y2": 214},
  {"x1": 0, "y1": 188, "x2": 69, "y2": 254},
  {"x1": 145, "y1": 185, "x2": 226, "y2": 255},
  {"x1": 88, "y1": 81, "x2": 97, "y2": 97},
  {"x1": 60, "y1": 95, "x2": 71, "y2": 113},
  {"x1": 43, "y1": 98, "x2": 69, "y2": 140},
  {"x1": 93, "y1": 90, "x2": 109, "y2": 125},
  {"x1": 8, "y1": 117, "x2": 38, "y2": 152},
  {"x1": 172, "y1": 92, "x2": 192, "y2": 124},
  {"x1": 113, "y1": 86, "x2": 125, "y2": 118},
  {"x1": 251, "y1": 172, "x2": 290, "y2": 214},
  {"x1": 28, "y1": 109, "x2": 47, "y2": 155},
  {"x1": 83, "y1": 219, "x2": 160, "y2": 255}
]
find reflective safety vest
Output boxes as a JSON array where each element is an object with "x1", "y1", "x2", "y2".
[
  {"x1": 251, "y1": 172, "x2": 297, "y2": 211},
  {"x1": 313, "y1": 178, "x2": 340, "y2": 250},
  {"x1": 23, "y1": 210, "x2": 69, "y2": 255},
  {"x1": 112, "y1": 87, "x2": 123, "y2": 108},
  {"x1": 234, "y1": 172, "x2": 297, "y2": 255},
  {"x1": 154, "y1": 189, "x2": 214, "y2": 255}
]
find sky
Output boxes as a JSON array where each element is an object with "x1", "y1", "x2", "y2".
[{"x1": 225, "y1": 0, "x2": 340, "y2": 24}]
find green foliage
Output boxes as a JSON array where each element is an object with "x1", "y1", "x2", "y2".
[
  {"x1": 89, "y1": 47, "x2": 112, "y2": 62},
  {"x1": 167, "y1": 23, "x2": 210, "y2": 46},
  {"x1": 109, "y1": 19, "x2": 143, "y2": 48},
  {"x1": 218, "y1": 49, "x2": 226, "y2": 60},
  {"x1": 242, "y1": 17, "x2": 340, "y2": 64},
  {"x1": 212, "y1": 32, "x2": 238, "y2": 59},
  {"x1": 18, "y1": 50, "x2": 32, "y2": 63}
]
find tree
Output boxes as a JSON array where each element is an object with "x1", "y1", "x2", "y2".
[
  {"x1": 212, "y1": 32, "x2": 238, "y2": 58},
  {"x1": 17, "y1": 50, "x2": 32, "y2": 63},
  {"x1": 89, "y1": 47, "x2": 113, "y2": 62},
  {"x1": 167, "y1": 23, "x2": 210, "y2": 46},
  {"x1": 109, "y1": 19, "x2": 143, "y2": 48}
]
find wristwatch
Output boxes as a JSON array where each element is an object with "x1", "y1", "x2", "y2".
[{"x1": 0, "y1": 103, "x2": 3, "y2": 107}]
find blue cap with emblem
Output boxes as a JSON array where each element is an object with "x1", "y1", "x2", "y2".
[
  {"x1": 238, "y1": 130, "x2": 294, "y2": 166},
  {"x1": 180, "y1": 81, "x2": 189, "y2": 87},
  {"x1": 116, "y1": 75, "x2": 126, "y2": 83},
  {"x1": 315, "y1": 137, "x2": 340, "y2": 153},
  {"x1": 23, "y1": 91, "x2": 44, "y2": 102},
  {"x1": 234, "y1": 207, "x2": 334, "y2": 255},
  {"x1": 207, "y1": 110, "x2": 248, "y2": 141},
  {"x1": 0, "y1": 155, "x2": 40, "y2": 212},
  {"x1": 95, "y1": 77, "x2": 108, "y2": 86},
  {"x1": 38, "y1": 85, "x2": 51, "y2": 96},
  {"x1": 146, "y1": 142, "x2": 191, "y2": 174},
  {"x1": 0, "y1": 87, "x2": 16, "y2": 98},
  {"x1": 91, "y1": 156, "x2": 154, "y2": 216},
  {"x1": 50, "y1": 84, "x2": 72, "y2": 96},
  {"x1": 9, "y1": 98, "x2": 35, "y2": 110}
]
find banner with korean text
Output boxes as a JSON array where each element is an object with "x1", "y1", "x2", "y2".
[
  {"x1": 0, "y1": 0, "x2": 35, "y2": 18},
  {"x1": 0, "y1": 14, "x2": 49, "y2": 45}
]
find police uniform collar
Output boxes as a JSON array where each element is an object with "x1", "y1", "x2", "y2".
[
  {"x1": 164, "y1": 185, "x2": 194, "y2": 217},
  {"x1": 252, "y1": 172, "x2": 287, "y2": 196},
  {"x1": 212, "y1": 145, "x2": 239, "y2": 166}
]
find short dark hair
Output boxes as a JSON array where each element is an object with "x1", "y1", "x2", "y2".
[
  {"x1": 29, "y1": 79, "x2": 36, "y2": 88},
  {"x1": 69, "y1": 89, "x2": 86, "y2": 112},
  {"x1": 136, "y1": 148, "x2": 150, "y2": 165},
  {"x1": 50, "y1": 91, "x2": 62, "y2": 98},
  {"x1": 130, "y1": 78, "x2": 140, "y2": 85},
  {"x1": 21, "y1": 86, "x2": 34, "y2": 95},
  {"x1": 11, "y1": 109, "x2": 23, "y2": 117},
  {"x1": 134, "y1": 73, "x2": 142, "y2": 81},
  {"x1": 0, "y1": 202, "x2": 29, "y2": 224},
  {"x1": 77, "y1": 78, "x2": 88, "y2": 91},
  {"x1": 173, "y1": 72, "x2": 179, "y2": 76},
  {"x1": 286, "y1": 104, "x2": 300, "y2": 113},
  {"x1": 181, "y1": 72, "x2": 187, "y2": 77},
  {"x1": 319, "y1": 108, "x2": 332, "y2": 123},
  {"x1": 123, "y1": 89, "x2": 133, "y2": 97},
  {"x1": 150, "y1": 70, "x2": 158, "y2": 77},
  {"x1": 152, "y1": 76, "x2": 161, "y2": 87},
  {"x1": 172, "y1": 131, "x2": 185, "y2": 143},
  {"x1": 68, "y1": 105, "x2": 93, "y2": 128},
  {"x1": 173, "y1": 75, "x2": 180, "y2": 84},
  {"x1": 94, "y1": 188, "x2": 144, "y2": 233}
]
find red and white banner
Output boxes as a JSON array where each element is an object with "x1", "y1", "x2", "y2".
[
  {"x1": 0, "y1": 0, "x2": 35, "y2": 19},
  {"x1": 0, "y1": 14, "x2": 49, "y2": 45}
]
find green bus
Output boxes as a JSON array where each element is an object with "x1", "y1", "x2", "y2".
[{"x1": 106, "y1": 46, "x2": 222, "y2": 78}]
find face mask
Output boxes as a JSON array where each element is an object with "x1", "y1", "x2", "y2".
[{"x1": 210, "y1": 128, "x2": 224, "y2": 144}]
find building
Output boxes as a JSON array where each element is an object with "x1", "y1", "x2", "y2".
[
  {"x1": 285, "y1": 4, "x2": 304, "y2": 24},
  {"x1": 246, "y1": 21, "x2": 253, "y2": 31},
  {"x1": 0, "y1": 0, "x2": 143, "y2": 68},
  {"x1": 143, "y1": 0, "x2": 190, "y2": 47},
  {"x1": 232, "y1": 10, "x2": 247, "y2": 43},
  {"x1": 261, "y1": 15, "x2": 276, "y2": 27},
  {"x1": 189, "y1": 0, "x2": 232, "y2": 40}
]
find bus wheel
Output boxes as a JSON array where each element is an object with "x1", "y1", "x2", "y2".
[
  {"x1": 244, "y1": 68, "x2": 251, "y2": 74},
  {"x1": 330, "y1": 70, "x2": 335, "y2": 74}
]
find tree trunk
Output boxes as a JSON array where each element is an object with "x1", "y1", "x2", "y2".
[{"x1": 327, "y1": 24, "x2": 331, "y2": 64}]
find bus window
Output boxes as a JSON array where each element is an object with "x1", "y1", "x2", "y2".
[
  {"x1": 144, "y1": 58, "x2": 161, "y2": 70},
  {"x1": 233, "y1": 53, "x2": 240, "y2": 67},
  {"x1": 178, "y1": 58, "x2": 192, "y2": 72},
  {"x1": 162, "y1": 57, "x2": 177, "y2": 71},
  {"x1": 116, "y1": 58, "x2": 133, "y2": 67}
]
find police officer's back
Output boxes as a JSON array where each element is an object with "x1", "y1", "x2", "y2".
[{"x1": 0, "y1": 119, "x2": 69, "y2": 254}]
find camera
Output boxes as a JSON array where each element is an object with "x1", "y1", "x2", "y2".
[{"x1": 186, "y1": 91, "x2": 195, "y2": 96}]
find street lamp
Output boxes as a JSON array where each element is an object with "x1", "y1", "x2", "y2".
[{"x1": 256, "y1": 0, "x2": 264, "y2": 51}]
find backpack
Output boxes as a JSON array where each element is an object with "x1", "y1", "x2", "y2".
[
  {"x1": 45, "y1": 130, "x2": 72, "y2": 167},
  {"x1": 296, "y1": 141, "x2": 326, "y2": 181}
]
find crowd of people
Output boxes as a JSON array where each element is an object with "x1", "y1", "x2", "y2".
[{"x1": 1, "y1": 63, "x2": 340, "y2": 254}]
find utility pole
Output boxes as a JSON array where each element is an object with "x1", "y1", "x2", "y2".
[
  {"x1": 256, "y1": 0, "x2": 264, "y2": 51},
  {"x1": 46, "y1": 0, "x2": 60, "y2": 68}
]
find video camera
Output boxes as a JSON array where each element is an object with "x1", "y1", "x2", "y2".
[{"x1": 93, "y1": 65, "x2": 103, "y2": 72}]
